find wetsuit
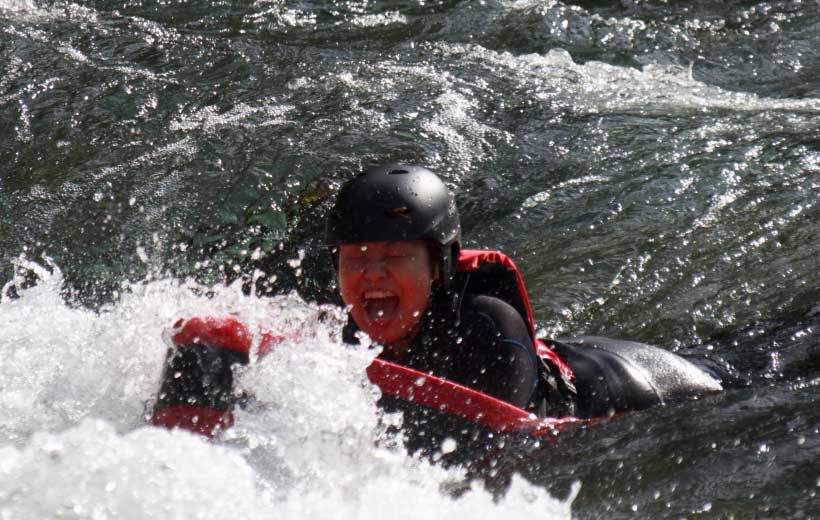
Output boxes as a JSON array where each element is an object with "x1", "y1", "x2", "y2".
[
  {"x1": 344, "y1": 291, "x2": 540, "y2": 409},
  {"x1": 151, "y1": 250, "x2": 722, "y2": 440},
  {"x1": 544, "y1": 337, "x2": 723, "y2": 418},
  {"x1": 345, "y1": 250, "x2": 723, "y2": 423}
]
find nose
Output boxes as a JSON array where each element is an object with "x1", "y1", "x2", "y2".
[{"x1": 362, "y1": 259, "x2": 387, "y2": 281}]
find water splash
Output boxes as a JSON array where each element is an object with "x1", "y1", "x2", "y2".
[
  {"x1": 0, "y1": 0, "x2": 36, "y2": 14},
  {"x1": 0, "y1": 258, "x2": 573, "y2": 519}
]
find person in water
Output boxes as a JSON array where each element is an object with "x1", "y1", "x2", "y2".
[
  {"x1": 151, "y1": 164, "x2": 722, "y2": 437},
  {"x1": 326, "y1": 164, "x2": 542, "y2": 410}
]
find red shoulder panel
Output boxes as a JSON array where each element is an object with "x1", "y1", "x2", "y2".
[{"x1": 457, "y1": 249, "x2": 574, "y2": 381}]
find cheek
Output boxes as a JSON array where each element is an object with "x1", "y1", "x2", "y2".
[
  {"x1": 398, "y1": 269, "x2": 433, "y2": 312},
  {"x1": 337, "y1": 272, "x2": 358, "y2": 305},
  {"x1": 404, "y1": 293, "x2": 430, "y2": 325}
]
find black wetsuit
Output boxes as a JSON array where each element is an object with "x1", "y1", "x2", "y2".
[
  {"x1": 344, "y1": 279, "x2": 723, "y2": 421},
  {"x1": 546, "y1": 337, "x2": 723, "y2": 418},
  {"x1": 344, "y1": 290, "x2": 541, "y2": 409},
  {"x1": 152, "y1": 261, "x2": 723, "y2": 444}
]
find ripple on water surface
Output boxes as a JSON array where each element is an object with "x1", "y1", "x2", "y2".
[{"x1": 2, "y1": 1, "x2": 820, "y2": 518}]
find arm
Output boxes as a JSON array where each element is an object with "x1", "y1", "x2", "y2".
[{"x1": 455, "y1": 295, "x2": 540, "y2": 409}]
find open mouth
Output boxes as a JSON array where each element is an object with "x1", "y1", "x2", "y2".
[{"x1": 363, "y1": 290, "x2": 399, "y2": 322}]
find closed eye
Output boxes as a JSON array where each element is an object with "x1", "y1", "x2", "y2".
[{"x1": 385, "y1": 246, "x2": 414, "y2": 257}]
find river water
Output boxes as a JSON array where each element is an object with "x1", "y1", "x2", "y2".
[{"x1": 1, "y1": 0, "x2": 819, "y2": 518}]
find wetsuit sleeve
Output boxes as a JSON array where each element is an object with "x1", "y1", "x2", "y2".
[{"x1": 454, "y1": 295, "x2": 539, "y2": 408}]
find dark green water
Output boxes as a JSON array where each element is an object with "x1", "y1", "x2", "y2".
[{"x1": 2, "y1": 0, "x2": 820, "y2": 517}]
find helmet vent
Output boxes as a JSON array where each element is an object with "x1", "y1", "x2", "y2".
[
  {"x1": 388, "y1": 169, "x2": 409, "y2": 175},
  {"x1": 386, "y1": 206, "x2": 410, "y2": 218}
]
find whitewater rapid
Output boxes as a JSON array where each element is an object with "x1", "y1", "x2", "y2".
[{"x1": 0, "y1": 259, "x2": 574, "y2": 519}]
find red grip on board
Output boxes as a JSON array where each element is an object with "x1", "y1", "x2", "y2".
[
  {"x1": 170, "y1": 315, "x2": 285, "y2": 355},
  {"x1": 150, "y1": 406, "x2": 234, "y2": 438}
]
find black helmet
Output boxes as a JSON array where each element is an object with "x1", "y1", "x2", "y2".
[{"x1": 326, "y1": 164, "x2": 461, "y2": 280}]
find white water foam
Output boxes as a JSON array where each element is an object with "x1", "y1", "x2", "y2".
[
  {"x1": 0, "y1": 0, "x2": 36, "y2": 13},
  {"x1": 0, "y1": 258, "x2": 573, "y2": 519},
  {"x1": 350, "y1": 11, "x2": 407, "y2": 28},
  {"x1": 433, "y1": 43, "x2": 820, "y2": 115}
]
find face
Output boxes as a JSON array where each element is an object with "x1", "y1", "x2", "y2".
[{"x1": 338, "y1": 240, "x2": 436, "y2": 346}]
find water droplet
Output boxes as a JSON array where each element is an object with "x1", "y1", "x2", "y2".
[
  {"x1": 441, "y1": 437, "x2": 457, "y2": 454},
  {"x1": 136, "y1": 247, "x2": 149, "y2": 264},
  {"x1": 360, "y1": 245, "x2": 368, "y2": 251}
]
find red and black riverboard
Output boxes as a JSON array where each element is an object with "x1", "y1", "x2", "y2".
[
  {"x1": 366, "y1": 358, "x2": 582, "y2": 438},
  {"x1": 151, "y1": 315, "x2": 585, "y2": 438}
]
